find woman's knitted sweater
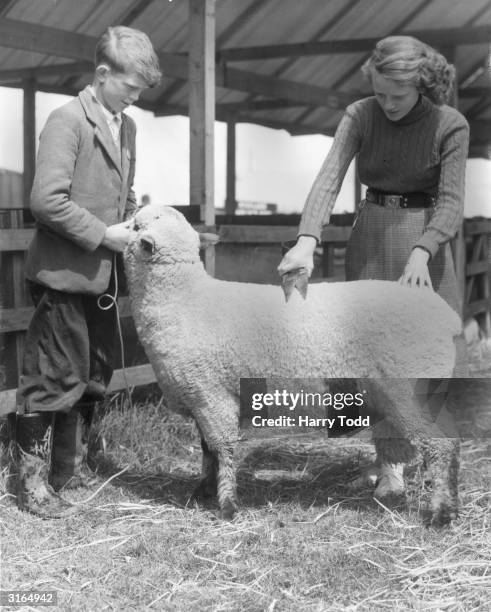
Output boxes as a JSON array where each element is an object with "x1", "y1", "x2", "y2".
[{"x1": 298, "y1": 95, "x2": 469, "y2": 258}]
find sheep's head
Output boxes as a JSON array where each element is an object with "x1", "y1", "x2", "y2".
[{"x1": 125, "y1": 204, "x2": 218, "y2": 269}]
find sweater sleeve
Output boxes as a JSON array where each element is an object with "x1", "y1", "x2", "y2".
[
  {"x1": 414, "y1": 115, "x2": 469, "y2": 258},
  {"x1": 298, "y1": 105, "x2": 362, "y2": 242}
]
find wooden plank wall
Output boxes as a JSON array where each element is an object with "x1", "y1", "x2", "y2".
[{"x1": 0, "y1": 170, "x2": 24, "y2": 396}]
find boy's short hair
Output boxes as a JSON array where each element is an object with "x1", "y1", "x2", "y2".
[{"x1": 95, "y1": 26, "x2": 161, "y2": 87}]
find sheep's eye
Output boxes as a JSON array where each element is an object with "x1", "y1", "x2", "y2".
[{"x1": 133, "y1": 221, "x2": 140, "y2": 231}]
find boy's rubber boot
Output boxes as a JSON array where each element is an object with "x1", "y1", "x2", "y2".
[
  {"x1": 16, "y1": 412, "x2": 76, "y2": 518},
  {"x1": 50, "y1": 403, "x2": 99, "y2": 491}
]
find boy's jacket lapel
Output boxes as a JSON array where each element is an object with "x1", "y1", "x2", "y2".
[
  {"x1": 121, "y1": 115, "x2": 131, "y2": 186},
  {"x1": 79, "y1": 86, "x2": 123, "y2": 177}
]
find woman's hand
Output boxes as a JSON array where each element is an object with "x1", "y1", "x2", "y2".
[
  {"x1": 277, "y1": 235, "x2": 316, "y2": 277},
  {"x1": 398, "y1": 247, "x2": 433, "y2": 290}
]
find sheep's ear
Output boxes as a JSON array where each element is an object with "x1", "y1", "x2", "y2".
[
  {"x1": 199, "y1": 232, "x2": 220, "y2": 249},
  {"x1": 140, "y1": 233, "x2": 156, "y2": 254}
]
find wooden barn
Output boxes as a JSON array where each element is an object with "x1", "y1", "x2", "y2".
[{"x1": 1, "y1": 0, "x2": 491, "y2": 413}]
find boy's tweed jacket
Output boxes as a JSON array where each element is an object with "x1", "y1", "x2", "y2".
[{"x1": 25, "y1": 85, "x2": 137, "y2": 294}]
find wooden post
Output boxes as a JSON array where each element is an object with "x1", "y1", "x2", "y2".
[
  {"x1": 5, "y1": 78, "x2": 37, "y2": 391},
  {"x1": 225, "y1": 120, "x2": 237, "y2": 215},
  {"x1": 0, "y1": 170, "x2": 25, "y2": 395},
  {"x1": 441, "y1": 46, "x2": 466, "y2": 318},
  {"x1": 23, "y1": 77, "x2": 36, "y2": 207},
  {"x1": 188, "y1": 0, "x2": 215, "y2": 274}
]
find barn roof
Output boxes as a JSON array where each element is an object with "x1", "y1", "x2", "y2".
[{"x1": 0, "y1": 0, "x2": 491, "y2": 156}]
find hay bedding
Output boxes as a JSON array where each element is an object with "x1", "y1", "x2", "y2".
[{"x1": 0, "y1": 340, "x2": 489, "y2": 610}]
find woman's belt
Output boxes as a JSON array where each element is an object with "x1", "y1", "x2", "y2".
[{"x1": 366, "y1": 188, "x2": 435, "y2": 209}]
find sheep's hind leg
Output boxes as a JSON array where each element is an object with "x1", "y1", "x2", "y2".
[
  {"x1": 420, "y1": 437, "x2": 460, "y2": 526},
  {"x1": 363, "y1": 378, "x2": 459, "y2": 525},
  {"x1": 192, "y1": 438, "x2": 218, "y2": 504},
  {"x1": 373, "y1": 419, "x2": 415, "y2": 505}
]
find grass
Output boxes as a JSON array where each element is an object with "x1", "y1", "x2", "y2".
[{"x1": 0, "y1": 342, "x2": 490, "y2": 611}]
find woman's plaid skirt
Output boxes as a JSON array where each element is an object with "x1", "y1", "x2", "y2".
[{"x1": 345, "y1": 200, "x2": 467, "y2": 376}]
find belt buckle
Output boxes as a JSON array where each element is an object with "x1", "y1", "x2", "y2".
[{"x1": 385, "y1": 194, "x2": 402, "y2": 209}]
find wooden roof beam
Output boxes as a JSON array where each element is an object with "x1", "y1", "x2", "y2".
[
  {"x1": 0, "y1": 17, "x2": 355, "y2": 111},
  {"x1": 154, "y1": 101, "x2": 333, "y2": 136},
  {"x1": 1, "y1": 60, "x2": 486, "y2": 113},
  {"x1": 156, "y1": 99, "x2": 312, "y2": 117},
  {"x1": 218, "y1": 66, "x2": 356, "y2": 109},
  {"x1": 218, "y1": 99, "x2": 307, "y2": 113},
  {"x1": 0, "y1": 61, "x2": 92, "y2": 84},
  {"x1": 2, "y1": 55, "x2": 488, "y2": 104},
  {"x1": 292, "y1": 0, "x2": 429, "y2": 125},
  {"x1": 218, "y1": 25, "x2": 491, "y2": 62},
  {"x1": 0, "y1": 17, "x2": 95, "y2": 61},
  {"x1": 152, "y1": 0, "x2": 265, "y2": 110},
  {"x1": 0, "y1": 17, "x2": 188, "y2": 79}
]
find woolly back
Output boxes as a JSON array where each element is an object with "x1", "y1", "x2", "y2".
[{"x1": 362, "y1": 35, "x2": 455, "y2": 105}]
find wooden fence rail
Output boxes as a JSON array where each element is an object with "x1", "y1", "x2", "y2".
[{"x1": 1, "y1": 218, "x2": 490, "y2": 417}]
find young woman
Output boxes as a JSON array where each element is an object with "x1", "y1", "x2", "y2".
[
  {"x1": 278, "y1": 35, "x2": 469, "y2": 496},
  {"x1": 279, "y1": 35, "x2": 468, "y2": 344}
]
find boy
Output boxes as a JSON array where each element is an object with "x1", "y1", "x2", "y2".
[{"x1": 14, "y1": 26, "x2": 161, "y2": 517}]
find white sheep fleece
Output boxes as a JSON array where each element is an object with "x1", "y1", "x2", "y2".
[{"x1": 125, "y1": 205, "x2": 462, "y2": 398}]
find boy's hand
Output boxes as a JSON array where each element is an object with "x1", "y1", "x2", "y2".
[{"x1": 101, "y1": 221, "x2": 131, "y2": 253}]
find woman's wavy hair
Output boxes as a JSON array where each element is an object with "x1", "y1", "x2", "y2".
[
  {"x1": 361, "y1": 36, "x2": 455, "y2": 105},
  {"x1": 95, "y1": 26, "x2": 161, "y2": 88}
]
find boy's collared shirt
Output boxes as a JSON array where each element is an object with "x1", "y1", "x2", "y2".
[{"x1": 88, "y1": 85, "x2": 122, "y2": 148}]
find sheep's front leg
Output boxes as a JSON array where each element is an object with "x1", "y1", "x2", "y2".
[
  {"x1": 191, "y1": 440, "x2": 238, "y2": 519},
  {"x1": 188, "y1": 390, "x2": 239, "y2": 520},
  {"x1": 216, "y1": 444, "x2": 238, "y2": 520},
  {"x1": 192, "y1": 438, "x2": 218, "y2": 502}
]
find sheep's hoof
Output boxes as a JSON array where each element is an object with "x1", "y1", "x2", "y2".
[
  {"x1": 219, "y1": 499, "x2": 237, "y2": 521},
  {"x1": 347, "y1": 466, "x2": 380, "y2": 490},
  {"x1": 373, "y1": 475, "x2": 407, "y2": 508},
  {"x1": 373, "y1": 490, "x2": 407, "y2": 510},
  {"x1": 425, "y1": 503, "x2": 458, "y2": 527},
  {"x1": 374, "y1": 471, "x2": 406, "y2": 501}
]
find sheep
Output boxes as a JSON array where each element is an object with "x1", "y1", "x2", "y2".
[{"x1": 124, "y1": 203, "x2": 465, "y2": 525}]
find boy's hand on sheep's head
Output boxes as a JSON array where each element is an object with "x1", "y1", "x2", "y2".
[{"x1": 101, "y1": 221, "x2": 132, "y2": 253}]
